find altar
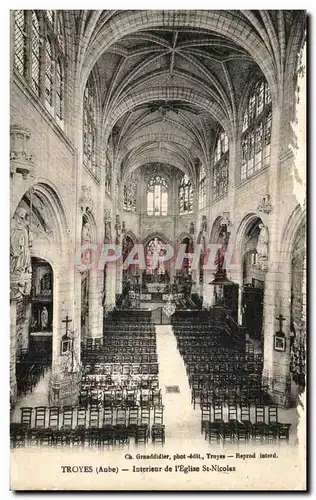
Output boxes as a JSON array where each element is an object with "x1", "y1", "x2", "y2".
[{"x1": 147, "y1": 283, "x2": 169, "y2": 294}]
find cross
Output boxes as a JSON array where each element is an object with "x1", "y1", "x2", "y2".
[
  {"x1": 275, "y1": 314, "x2": 286, "y2": 333},
  {"x1": 62, "y1": 315, "x2": 72, "y2": 335}
]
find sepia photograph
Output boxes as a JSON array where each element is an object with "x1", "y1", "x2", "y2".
[{"x1": 9, "y1": 8, "x2": 307, "y2": 491}]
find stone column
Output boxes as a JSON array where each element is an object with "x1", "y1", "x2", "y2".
[
  {"x1": 21, "y1": 301, "x2": 31, "y2": 351},
  {"x1": 116, "y1": 261, "x2": 123, "y2": 295},
  {"x1": 230, "y1": 266, "x2": 243, "y2": 324},
  {"x1": 105, "y1": 263, "x2": 116, "y2": 309},
  {"x1": 49, "y1": 264, "x2": 81, "y2": 407},
  {"x1": 10, "y1": 300, "x2": 17, "y2": 405},
  {"x1": 261, "y1": 100, "x2": 291, "y2": 405},
  {"x1": 88, "y1": 267, "x2": 103, "y2": 339},
  {"x1": 302, "y1": 254, "x2": 306, "y2": 328}
]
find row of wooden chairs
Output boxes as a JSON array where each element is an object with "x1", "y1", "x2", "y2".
[
  {"x1": 83, "y1": 354, "x2": 158, "y2": 364},
  {"x1": 81, "y1": 374, "x2": 159, "y2": 389},
  {"x1": 94, "y1": 345, "x2": 157, "y2": 354},
  {"x1": 201, "y1": 404, "x2": 291, "y2": 442},
  {"x1": 82, "y1": 363, "x2": 159, "y2": 376},
  {"x1": 79, "y1": 388, "x2": 162, "y2": 408},
  {"x1": 201, "y1": 403, "x2": 280, "y2": 428},
  {"x1": 18, "y1": 405, "x2": 164, "y2": 429},
  {"x1": 10, "y1": 422, "x2": 165, "y2": 447},
  {"x1": 182, "y1": 352, "x2": 262, "y2": 363},
  {"x1": 185, "y1": 361, "x2": 262, "y2": 375}
]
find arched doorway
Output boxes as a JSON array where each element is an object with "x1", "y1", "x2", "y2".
[
  {"x1": 10, "y1": 182, "x2": 68, "y2": 402},
  {"x1": 15, "y1": 257, "x2": 54, "y2": 396},
  {"x1": 240, "y1": 216, "x2": 266, "y2": 348},
  {"x1": 289, "y1": 222, "x2": 306, "y2": 397}
]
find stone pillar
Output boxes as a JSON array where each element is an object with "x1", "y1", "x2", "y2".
[
  {"x1": 49, "y1": 265, "x2": 81, "y2": 407},
  {"x1": 88, "y1": 267, "x2": 102, "y2": 339},
  {"x1": 21, "y1": 301, "x2": 31, "y2": 350},
  {"x1": 10, "y1": 300, "x2": 17, "y2": 405},
  {"x1": 260, "y1": 99, "x2": 292, "y2": 406},
  {"x1": 116, "y1": 261, "x2": 123, "y2": 295},
  {"x1": 302, "y1": 254, "x2": 306, "y2": 328},
  {"x1": 230, "y1": 266, "x2": 243, "y2": 325},
  {"x1": 105, "y1": 263, "x2": 116, "y2": 309}
]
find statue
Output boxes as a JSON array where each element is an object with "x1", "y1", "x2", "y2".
[
  {"x1": 151, "y1": 238, "x2": 162, "y2": 271},
  {"x1": 115, "y1": 215, "x2": 122, "y2": 244},
  {"x1": 257, "y1": 223, "x2": 269, "y2": 260},
  {"x1": 214, "y1": 231, "x2": 229, "y2": 276},
  {"x1": 10, "y1": 207, "x2": 33, "y2": 297},
  {"x1": 81, "y1": 219, "x2": 92, "y2": 265},
  {"x1": 81, "y1": 220, "x2": 91, "y2": 245},
  {"x1": 40, "y1": 306, "x2": 49, "y2": 330},
  {"x1": 189, "y1": 222, "x2": 195, "y2": 235},
  {"x1": 10, "y1": 207, "x2": 32, "y2": 274},
  {"x1": 105, "y1": 220, "x2": 112, "y2": 243},
  {"x1": 201, "y1": 215, "x2": 207, "y2": 235}
]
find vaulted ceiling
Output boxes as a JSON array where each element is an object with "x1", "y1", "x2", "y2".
[{"x1": 72, "y1": 10, "x2": 304, "y2": 183}]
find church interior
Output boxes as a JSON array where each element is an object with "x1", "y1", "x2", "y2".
[{"x1": 10, "y1": 10, "x2": 306, "y2": 449}]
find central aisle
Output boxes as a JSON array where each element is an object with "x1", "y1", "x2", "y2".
[{"x1": 155, "y1": 325, "x2": 201, "y2": 441}]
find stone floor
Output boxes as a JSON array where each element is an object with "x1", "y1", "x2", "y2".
[{"x1": 11, "y1": 326, "x2": 299, "y2": 447}]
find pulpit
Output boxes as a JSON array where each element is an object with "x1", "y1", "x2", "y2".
[{"x1": 209, "y1": 275, "x2": 239, "y2": 322}]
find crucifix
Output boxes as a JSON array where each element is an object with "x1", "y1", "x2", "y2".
[
  {"x1": 61, "y1": 315, "x2": 73, "y2": 355},
  {"x1": 62, "y1": 315, "x2": 72, "y2": 335},
  {"x1": 275, "y1": 314, "x2": 286, "y2": 334}
]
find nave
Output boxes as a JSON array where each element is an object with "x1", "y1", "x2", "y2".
[{"x1": 10, "y1": 310, "x2": 297, "y2": 450}]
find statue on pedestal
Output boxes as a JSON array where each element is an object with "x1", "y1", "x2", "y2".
[
  {"x1": 257, "y1": 223, "x2": 268, "y2": 260},
  {"x1": 10, "y1": 207, "x2": 33, "y2": 297},
  {"x1": 257, "y1": 223, "x2": 269, "y2": 272},
  {"x1": 214, "y1": 230, "x2": 229, "y2": 278},
  {"x1": 81, "y1": 219, "x2": 92, "y2": 265}
]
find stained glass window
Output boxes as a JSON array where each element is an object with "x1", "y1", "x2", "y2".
[
  {"x1": 198, "y1": 164, "x2": 206, "y2": 210},
  {"x1": 147, "y1": 176, "x2": 168, "y2": 216},
  {"x1": 241, "y1": 80, "x2": 272, "y2": 181},
  {"x1": 212, "y1": 130, "x2": 229, "y2": 201},
  {"x1": 56, "y1": 59, "x2": 63, "y2": 121},
  {"x1": 13, "y1": 10, "x2": 66, "y2": 127},
  {"x1": 179, "y1": 174, "x2": 193, "y2": 214},
  {"x1": 57, "y1": 15, "x2": 65, "y2": 51},
  {"x1": 83, "y1": 77, "x2": 97, "y2": 175},
  {"x1": 14, "y1": 10, "x2": 26, "y2": 76},
  {"x1": 31, "y1": 12, "x2": 40, "y2": 96},
  {"x1": 46, "y1": 10, "x2": 55, "y2": 25},
  {"x1": 45, "y1": 39, "x2": 53, "y2": 109}
]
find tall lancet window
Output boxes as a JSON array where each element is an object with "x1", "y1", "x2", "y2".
[
  {"x1": 147, "y1": 175, "x2": 168, "y2": 216},
  {"x1": 198, "y1": 164, "x2": 206, "y2": 210},
  {"x1": 123, "y1": 173, "x2": 137, "y2": 213},
  {"x1": 56, "y1": 58, "x2": 64, "y2": 123},
  {"x1": 179, "y1": 174, "x2": 193, "y2": 214},
  {"x1": 83, "y1": 76, "x2": 98, "y2": 176},
  {"x1": 31, "y1": 11, "x2": 41, "y2": 96},
  {"x1": 213, "y1": 130, "x2": 229, "y2": 201},
  {"x1": 241, "y1": 79, "x2": 272, "y2": 181},
  {"x1": 45, "y1": 39, "x2": 53, "y2": 110},
  {"x1": 14, "y1": 10, "x2": 27, "y2": 77}
]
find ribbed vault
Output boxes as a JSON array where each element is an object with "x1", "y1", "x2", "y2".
[{"x1": 74, "y1": 10, "x2": 305, "y2": 185}]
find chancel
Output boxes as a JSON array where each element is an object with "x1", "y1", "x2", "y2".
[{"x1": 10, "y1": 10, "x2": 305, "y2": 451}]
